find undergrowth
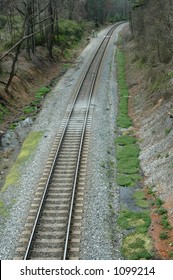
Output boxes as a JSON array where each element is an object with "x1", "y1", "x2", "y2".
[
  {"x1": 0, "y1": 104, "x2": 9, "y2": 124},
  {"x1": 24, "y1": 86, "x2": 50, "y2": 115}
]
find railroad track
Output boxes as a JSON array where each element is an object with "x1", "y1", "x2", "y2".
[{"x1": 14, "y1": 24, "x2": 119, "y2": 260}]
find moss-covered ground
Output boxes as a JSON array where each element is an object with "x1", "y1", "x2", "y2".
[
  {"x1": 115, "y1": 46, "x2": 153, "y2": 259},
  {"x1": 1, "y1": 131, "x2": 43, "y2": 192}
]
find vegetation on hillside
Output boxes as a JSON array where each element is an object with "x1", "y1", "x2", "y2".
[
  {"x1": 130, "y1": 0, "x2": 173, "y2": 66},
  {"x1": 0, "y1": 0, "x2": 130, "y2": 125}
]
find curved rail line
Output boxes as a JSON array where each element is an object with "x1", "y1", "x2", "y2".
[{"x1": 14, "y1": 23, "x2": 120, "y2": 260}]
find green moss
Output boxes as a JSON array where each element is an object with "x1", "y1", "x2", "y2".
[
  {"x1": 122, "y1": 233, "x2": 153, "y2": 260},
  {"x1": 116, "y1": 136, "x2": 141, "y2": 185},
  {"x1": 117, "y1": 174, "x2": 142, "y2": 187},
  {"x1": 118, "y1": 209, "x2": 151, "y2": 232},
  {"x1": 115, "y1": 135, "x2": 137, "y2": 146},
  {"x1": 119, "y1": 209, "x2": 152, "y2": 259},
  {"x1": 117, "y1": 115, "x2": 132, "y2": 128},
  {"x1": 117, "y1": 174, "x2": 135, "y2": 186},
  {"x1": 116, "y1": 48, "x2": 132, "y2": 129},
  {"x1": 115, "y1": 43, "x2": 153, "y2": 260},
  {"x1": 117, "y1": 157, "x2": 140, "y2": 174},
  {"x1": 2, "y1": 131, "x2": 43, "y2": 192},
  {"x1": 133, "y1": 190, "x2": 149, "y2": 208},
  {"x1": 116, "y1": 144, "x2": 140, "y2": 160}
]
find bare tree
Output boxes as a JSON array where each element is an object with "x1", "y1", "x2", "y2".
[{"x1": 130, "y1": 0, "x2": 173, "y2": 64}]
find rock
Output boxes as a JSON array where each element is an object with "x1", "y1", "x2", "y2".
[
  {"x1": 1, "y1": 131, "x2": 18, "y2": 148},
  {"x1": 17, "y1": 117, "x2": 33, "y2": 128}
]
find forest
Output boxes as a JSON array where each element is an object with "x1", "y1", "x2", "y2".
[
  {"x1": 1, "y1": 0, "x2": 173, "y2": 123},
  {"x1": 0, "y1": 0, "x2": 130, "y2": 124},
  {"x1": 130, "y1": 0, "x2": 173, "y2": 65}
]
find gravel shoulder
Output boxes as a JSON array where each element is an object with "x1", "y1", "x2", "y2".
[
  {"x1": 0, "y1": 24, "x2": 126, "y2": 260},
  {"x1": 80, "y1": 24, "x2": 126, "y2": 260}
]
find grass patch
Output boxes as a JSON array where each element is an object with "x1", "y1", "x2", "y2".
[
  {"x1": 2, "y1": 131, "x2": 43, "y2": 192},
  {"x1": 117, "y1": 157, "x2": 140, "y2": 174},
  {"x1": 117, "y1": 174, "x2": 142, "y2": 187},
  {"x1": 115, "y1": 44, "x2": 153, "y2": 259},
  {"x1": 155, "y1": 197, "x2": 164, "y2": 207},
  {"x1": 63, "y1": 63, "x2": 72, "y2": 70},
  {"x1": 115, "y1": 48, "x2": 141, "y2": 186},
  {"x1": 133, "y1": 190, "x2": 149, "y2": 208},
  {"x1": 117, "y1": 115, "x2": 132, "y2": 128},
  {"x1": 115, "y1": 135, "x2": 137, "y2": 146},
  {"x1": 118, "y1": 209, "x2": 151, "y2": 233},
  {"x1": 116, "y1": 48, "x2": 132, "y2": 129},
  {"x1": 159, "y1": 232, "x2": 169, "y2": 240},
  {"x1": 161, "y1": 215, "x2": 171, "y2": 229},
  {"x1": 0, "y1": 104, "x2": 9, "y2": 123},
  {"x1": 24, "y1": 86, "x2": 50, "y2": 115},
  {"x1": 118, "y1": 209, "x2": 152, "y2": 260},
  {"x1": 116, "y1": 145, "x2": 141, "y2": 185},
  {"x1": 156, "y1": 207, "x2": 168, "y2": 215},
  {"x1": 24, "y1": 106, "x2": 36, "y2": 114},
  {"x1": 115, "y1": 134, "x2": 141, "y2": 186},
  {"x1": 117, "y1": 174, "x2": 135, "y2": 186},
  {"x1": 35, "y1": 86, "x2": 50, "y2": 101},
  {"x1": 116, "y1": 144, "x2": 139, "y2": 159},
  {"x1": 122, "y1": 232, "x2": 153, "y2": 260}
]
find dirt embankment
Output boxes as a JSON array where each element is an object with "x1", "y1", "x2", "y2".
[
  {"x1": 0, "y1": 44, "x2": 85, "y2": 191},
  {"x1": 0, "y1": 50, "x2": 63, "y2": 131},
  {"x1": 122, "y1": 26, "x2": 173, "y2": 259}
]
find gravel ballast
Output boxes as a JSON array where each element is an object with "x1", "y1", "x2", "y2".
[
  {"x1": 0, "y1": 23, "x2": 126, "y2": 259},
  {"x1": 80, "y1": 24, "x2": 126, "y2": 260}
]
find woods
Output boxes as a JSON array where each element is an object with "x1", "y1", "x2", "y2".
[
  {"x1": 1, "y1": 0, "x2": 173, "y2": 105},
  {"x1": 129, "y1": 0, "x2": 173, "y2": 65},
  {"x1": 0, "y1": 0, "x2": 130, "y2": 98}
]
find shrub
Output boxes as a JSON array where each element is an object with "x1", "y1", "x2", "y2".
[
  {"x1": 156, "y1": 207, "x2": 168, "y2": 215},
  {"x1": 159, "y1": 232, "x2": 169, "y2": 240},
  {"x1": 56, "y1": 19, "x2": 83, "y2": 51}
]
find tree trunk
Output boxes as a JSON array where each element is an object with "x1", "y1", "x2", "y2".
[
  {"x1": 5, "y1": 41, "x2": 22, "y2": 93},
  {"x1": 47, "y1": 0, "x2": 54, "y2": 59}
]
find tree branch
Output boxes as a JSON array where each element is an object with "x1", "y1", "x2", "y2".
[{"x1": 0, "y1": 19, "x2": 58, "y2": 61}]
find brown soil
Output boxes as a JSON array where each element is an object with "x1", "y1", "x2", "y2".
[
  {"x1": 150, "y1": 209, "x2": 173, "y2": 259},
  {"x1": 0, "y1": 52, "x2": 61, "y2": 133}
]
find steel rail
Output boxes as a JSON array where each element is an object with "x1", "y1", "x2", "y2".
[
  {"x1": 23, "y1": 24, "x2": 119, "y2": 260},
  {"x1": 62, "y1": 28, "x2": 114, "y2": 259}
]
